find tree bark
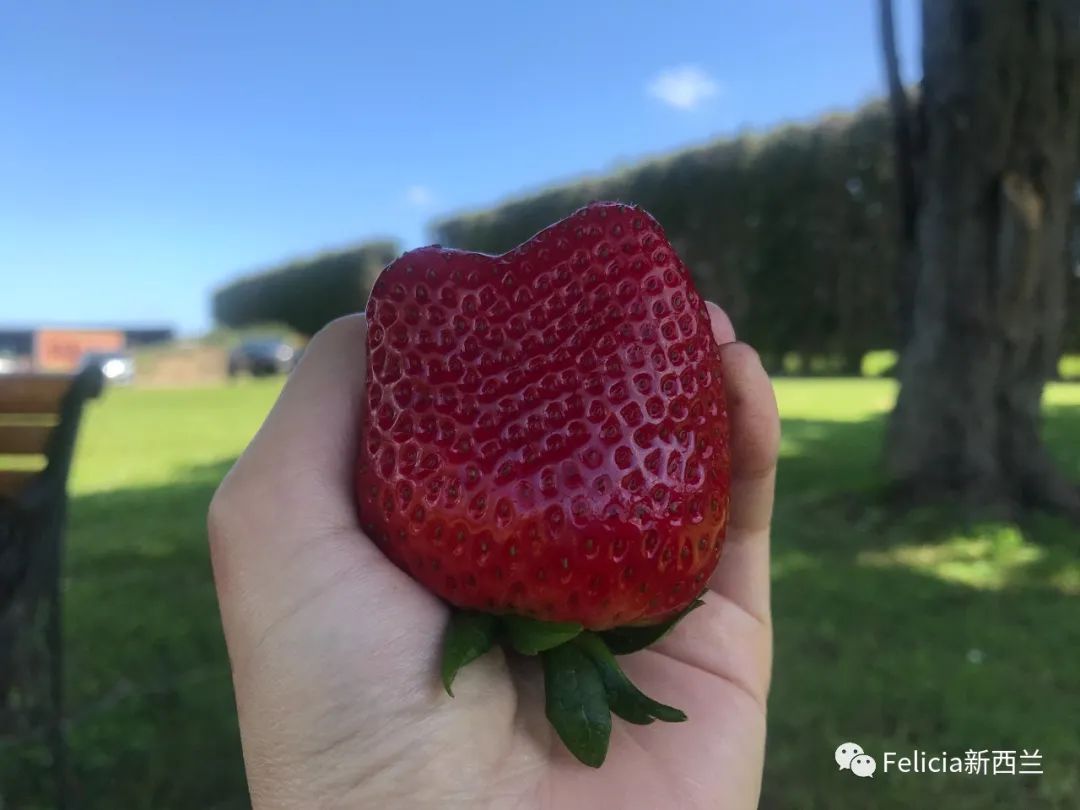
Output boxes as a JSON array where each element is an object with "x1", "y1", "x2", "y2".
[
  {"x1": 878, "y1": 0, "x2": 922, "y2": 346},
  {"x1": 887, "y1": 0, "x2": 1080, "y2": 515}
]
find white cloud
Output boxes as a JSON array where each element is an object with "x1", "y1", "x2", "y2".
[
  {"x1": 646, "y1": 66, "x2": 721, "y2": 111},
  {"x1": 405, "y1": 185, "x2": 434, "y2": 207}
]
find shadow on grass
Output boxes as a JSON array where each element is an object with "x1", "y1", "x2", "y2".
[
  {"x1": 764, "y1": 551, "x2": 1080, "y2": 809},
  {"x1": 764, "y1": 402, "x2": 1080, "y2": 808},
  {"x1": 1, "y1": 458, "x2": 247, "y2": 810},
  {"x1": 62, "y1": 460, "x2": 235, "y2": 580}
]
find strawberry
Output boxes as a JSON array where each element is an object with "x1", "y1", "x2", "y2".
[{"x1": 355, "y1": 202, "x2": 730, "y2": 766}]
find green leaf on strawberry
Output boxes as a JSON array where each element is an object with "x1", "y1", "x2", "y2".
[
  {"x1": 440, "y1": 611, "x2": 498, "y2": 696},
  {"x1": 542, "y1": 643, "x2": 612, "y2": 768},
  {"x1": 573, "y1": 632, "x2": 687, "y2": 725},
  {"x1": 599, "y1": 598, "x2": 707, "y2": 655},
  {"x1": 502, "y1": 615, "x2": 583, "y2": 655}
]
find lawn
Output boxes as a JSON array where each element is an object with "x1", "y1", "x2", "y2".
[{"x1": 2, "y1": 378, "x2": 1079, "y2": 808}]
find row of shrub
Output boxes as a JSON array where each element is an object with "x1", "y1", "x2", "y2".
[
  {"x1": 212, "y1": 241, "x2": 399, "y2": 337},
  {"x1": 213, "y1": 99, "x2": 1078, "y2": 363}
]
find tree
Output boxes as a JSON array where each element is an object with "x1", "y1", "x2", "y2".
[{"x1": 883, "y1": 0, "x2": 1080, "y2": 514}]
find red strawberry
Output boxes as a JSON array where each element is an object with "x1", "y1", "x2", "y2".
[{"x1": 355, "y1": 202, "x2": 730, "y2": 767}]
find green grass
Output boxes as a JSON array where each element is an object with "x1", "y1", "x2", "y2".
[
  {"x1": 766, "y1": 379, "x2": 1080, "y2": 808},
  {"x1": 1061, "y1": 354, "x2": 1080, "y2": 380},
  {"x1": 3, "y1": 378, "x2": 1079, "y2": 808},
  {"x1": 861, "y1": 349, "x2": 898, "y2": 377}
]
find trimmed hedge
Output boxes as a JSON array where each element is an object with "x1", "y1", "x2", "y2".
[
  {"x1": 213, "y1": 241, "x2": 399, "y2": 336},
  {"x1": 433, "y1": 101, "x2": 1079, "y2": 366}
]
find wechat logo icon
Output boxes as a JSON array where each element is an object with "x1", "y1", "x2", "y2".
[{"x1": 835, "y1": 741, "x2": 877, "y2": 778}]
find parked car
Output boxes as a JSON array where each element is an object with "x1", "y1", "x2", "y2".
[
  {"x1": 79, "y1": 350, "x2": 136, "y2": 384},
  {"x1": 228, "y1": 339, "x2": 297, "y2": 377}
]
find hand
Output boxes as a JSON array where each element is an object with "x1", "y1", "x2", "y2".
[{"x1": 208, "y1": 302, "x2": 779, "y2": 810}]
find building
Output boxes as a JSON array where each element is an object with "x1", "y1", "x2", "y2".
[{"x1": 0, "y1": 325, "x2": 175, "y2": 372}]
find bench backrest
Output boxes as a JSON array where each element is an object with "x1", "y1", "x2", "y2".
[{"x1": 0, "y1": 369, "x2": 103, "y2": 505}]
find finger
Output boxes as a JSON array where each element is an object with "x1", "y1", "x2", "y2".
[
  {"x1": 706, "y1": 300, "x2": 736, "y2": 345},
  {"x1": 709, "y1": 342, "x2": 779, "y2": 624}
]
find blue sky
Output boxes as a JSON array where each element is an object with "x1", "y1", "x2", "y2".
[{"x1": 2, "y1": 1, "x2": 919, "y2": 334}]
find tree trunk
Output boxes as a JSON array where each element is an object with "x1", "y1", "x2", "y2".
[
  {"x1": 878, "y1": 0, "x2": 922, "y2": 347},
  {"x1": 887, "y1": 0, "x2": 1080, "y2": 515}
]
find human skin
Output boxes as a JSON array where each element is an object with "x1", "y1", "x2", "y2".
[{"x1": 208, "y1": 301, "x2": 779, "y2": 810}]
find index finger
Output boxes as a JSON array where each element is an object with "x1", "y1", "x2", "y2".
[{"x1": 709, "y1": 337, "x2": 779, "y2": 625}]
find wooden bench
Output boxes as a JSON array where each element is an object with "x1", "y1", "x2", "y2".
[{"x1": 0, "y1": 367, "x2": 102, "y2": 809}]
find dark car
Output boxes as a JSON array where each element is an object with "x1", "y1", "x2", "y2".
[{"x1": 228, "y1": 339, "x2": 297, "y2": 377}]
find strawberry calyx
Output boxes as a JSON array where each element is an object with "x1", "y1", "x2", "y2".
[
  {"x1": 598, "y1": 597, "x2": 706, "y2": 655},
  {"x1": 440, "y1": 599, "x2": 704, "y2": 767}
]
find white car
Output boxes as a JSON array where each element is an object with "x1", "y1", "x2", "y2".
[
  {"x1": 80, "y1": 351, "x2": 136, "y2": 384},
  {"x1": 0, "y1": 352, "x2": 24, "y2": 374}
]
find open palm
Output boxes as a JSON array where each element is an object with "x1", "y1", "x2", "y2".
[{"x1": 209, "y1": 306, "x2": 778, "y2": 810}]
